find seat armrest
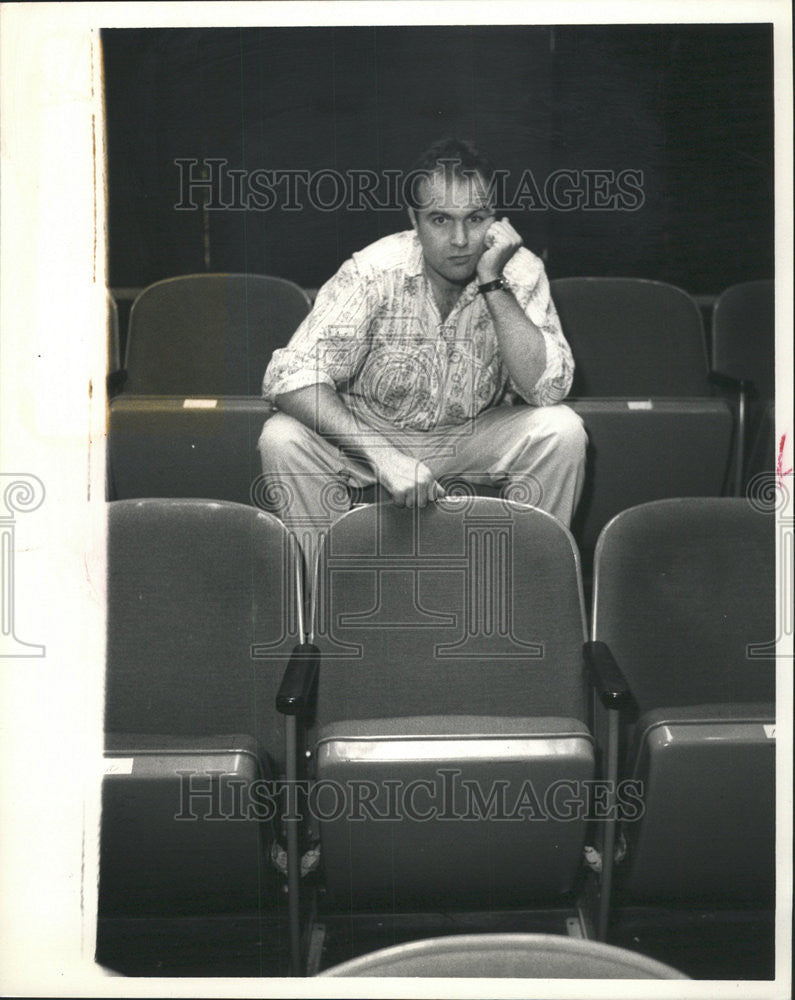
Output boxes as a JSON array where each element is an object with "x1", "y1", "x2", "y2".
[
  {"x1": 583, "y1": 639, "x2": 634, "y2": 940},
  {"x1": 276, "y1": 643, "x2": 320, "y2": 717},
  {"x1": 584, "y1": 641, "x2": 633, "y2": 711},
  {"x1": 277, "y1": 642, "x2": 320, "y2": 975}
]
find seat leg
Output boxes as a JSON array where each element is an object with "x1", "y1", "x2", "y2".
[
  {"x1": 284, "y1": 714, "x2": 302, "y2": 975},
  {"x1": 597, "y1": 708, "x2": 620, "y2": 940}
]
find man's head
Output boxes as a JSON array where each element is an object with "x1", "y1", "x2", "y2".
[{"x1": 406, "y1": 137, "x2": 498, "y2": 289}]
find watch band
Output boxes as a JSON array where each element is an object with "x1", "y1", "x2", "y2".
[{"x1": 478, "y1": 277, "x2": 505, "y2": 294}]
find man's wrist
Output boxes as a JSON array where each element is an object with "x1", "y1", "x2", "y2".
[{"x1": 477, "y1": 275, "x2": 507, "y2": 294}]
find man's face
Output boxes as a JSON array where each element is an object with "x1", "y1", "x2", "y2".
[{"x1": 409, "y1": 170, "x2": 495, "y2": 288}]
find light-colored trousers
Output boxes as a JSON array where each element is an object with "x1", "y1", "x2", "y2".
[{"x1": 257, "y1": 403, "x2": 587, "y2": 569}]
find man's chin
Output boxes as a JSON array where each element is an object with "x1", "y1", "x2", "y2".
[
  {"x1": 443, "y1": 265, "x2": 477, "y2": 286},
  {"x1": 424, "y1": 257, "x2": 478, "y2": 288}
]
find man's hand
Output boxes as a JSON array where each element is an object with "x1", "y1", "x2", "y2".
[
  {"x1": 373, "y1": 447, "x2": 446, "y2": 508},
  {"x1": 275, "y1": 385, "x2": 447, "y2": 508},
  {"x1": 476, "y1": 216, "x2": 523, "y2": 283}
]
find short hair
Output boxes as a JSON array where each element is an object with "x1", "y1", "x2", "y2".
[{"x1": 405, "y1": 136, "x2": 496, "y2": 210}]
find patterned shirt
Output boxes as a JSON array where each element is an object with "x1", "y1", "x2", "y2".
[{"x1": 262, "y1": 230, "x2": 574, "y2": 431}]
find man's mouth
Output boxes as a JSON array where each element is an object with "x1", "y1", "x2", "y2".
[{"x1": 448, "y1": 255, "x2": 472, "y2": 263}]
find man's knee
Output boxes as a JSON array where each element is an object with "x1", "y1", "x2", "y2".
[
  {"x1": 522, "y1": 404, "x2": 587, "y2": 458},
  {"x1": 258, "y1": 412, "x2": 314, "y2": 466},
  {"x1": 544, "y1": 405, "x2": 587, "y2": 454}
]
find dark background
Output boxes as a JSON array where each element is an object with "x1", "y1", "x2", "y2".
[{"x1": 103, "y1": 24, "x2": 774, "y2": 295}]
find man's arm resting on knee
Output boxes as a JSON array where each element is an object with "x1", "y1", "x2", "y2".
[{"x1": 274, "y1": 385, "x2": 444, "y2": 507}]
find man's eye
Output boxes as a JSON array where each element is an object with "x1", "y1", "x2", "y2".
[{"x1": 432, "y1": 216, "x2": 447, "y2": 225}]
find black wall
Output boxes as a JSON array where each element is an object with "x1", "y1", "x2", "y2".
[{"x1": 103, "y1": 24, "x2": 773, "y2": 294}]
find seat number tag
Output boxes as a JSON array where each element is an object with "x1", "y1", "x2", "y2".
[
  {"x1": 183, "y1": 399, "x2": 218, "y2": 408},
  {"x1": 104, "y1": 758, "x2": 134, "y2": 774}
]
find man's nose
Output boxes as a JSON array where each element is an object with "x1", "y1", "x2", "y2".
[{"x1": 450, "y1": 222, "x2": 468, "y2": 247}]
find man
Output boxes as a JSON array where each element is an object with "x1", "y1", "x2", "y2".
[{"x1": 259, "y1": 137, "x2": 585, "y2": 565}]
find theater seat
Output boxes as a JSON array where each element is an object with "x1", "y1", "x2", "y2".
[
  {"x1": 122, "y1": 273, "x2": 311, "y2": 396},
  {"x1": 586, "y1": 498, "x2": 775, "y2": 922},
  {"x1": 286, "y1": 498, "x2": 594, "y2": 927},
  {"x1": 108, "y1": 395, "x2": 273, "y2": 505},
  {"x1": 108, "y1": 273, "x2": 311, "y2": 503},
  {"x1": 319, "y1": 932, "x2": 688, "y2": 977},
  {"x1": 550, "y1": 278, "x2": 733, "y2": 561},
  {"x1": 551, "y1": 278, "x2": 712, "y2": 398},
  {"x1": 99, "y1": 498, "x2": 304, "y2": 970}
]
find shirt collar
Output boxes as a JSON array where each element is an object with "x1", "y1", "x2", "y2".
[{"x1": 406, "y1": 232, "x2": 425, "y2": 277}]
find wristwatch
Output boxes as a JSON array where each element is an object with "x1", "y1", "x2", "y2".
[{"x1": 477, "y1": 276, "x2": 506, "y2": 295}]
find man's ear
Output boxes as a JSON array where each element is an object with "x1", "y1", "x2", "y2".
[{"x1": 408, "y1": 207, "x2": 418, "y2": 232}]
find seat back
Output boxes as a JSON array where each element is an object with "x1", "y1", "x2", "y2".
[
  {"x1": 106, "y1": 497, "x2": 300, "y2": 748},
  {"x1": 310, "y1": 499, "x2": 593, "y2": 908},
  {"x1": 592, "y1": 498, "x2": 775, "y2": 712},
  {"x1": 712, "y1": 279, "x2": 775, "y2": 401},
  {"x1": 551, "y1": 277, "x2": 710, "y2": 396},
  {"x1": 592, "y1": 498, "x2": 776, "y2": 904},
  {"x1": 549, "y1": 278, "x2": 731, "y2": 561},
  {"x1": 124, "y1": 273, "x2": 311, "y2": 395},
  {"x1": 314, "y1": 498, "x2": 588, "y2": 722},
  {"x1": 319, "y1": 933, "x2": 689, "y2": 977}
]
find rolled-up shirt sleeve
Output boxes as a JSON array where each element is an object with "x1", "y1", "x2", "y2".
[
  {"x1": 262, "y1": 257, "x2": 377, "y2": 404},
  {"x1": 504, "y1": 256, "x2": 575, "y2": 407}
]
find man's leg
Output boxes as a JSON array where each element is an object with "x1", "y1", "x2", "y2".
[
  {"x1": 258, "y1": 403, "x2": 586, "y2": 566},
  {"x1": 256, "y1": 413, "x2": 375, "y2": 572},
  {"x1": 411, "y1": 404, "x2": 587, "y2": 529}
]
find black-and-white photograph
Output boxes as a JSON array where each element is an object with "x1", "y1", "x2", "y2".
[{"x1": 0, "y1": 3, "x2": 791, "y2": 997}]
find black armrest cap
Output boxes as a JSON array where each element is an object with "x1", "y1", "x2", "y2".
[
  {"x1": 276, "y1": 643, "x2": 320, "y2": 716},
  {"x1": 584, "y1": 640, "x2": 633, "y2": 710}
]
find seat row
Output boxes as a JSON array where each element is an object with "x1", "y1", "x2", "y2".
[
  {"x1": 98, "y1": 495, "x2": 776, "y2": 976},
  {"x1": 104, "y1": 275, "x2": 775, "y2": 563},
  {"x1": 106, "y1": 275, "x2": 774, "y2": 401}
]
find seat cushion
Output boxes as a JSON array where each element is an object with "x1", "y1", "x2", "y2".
[
  {"x1": 100, "y1": 734, "x2": 276, "y2": 915},
  {"x1": 314, "y1": 716, "x2": 594, "y2": 908},
  {"x1": 622, "y1": 704, "x2": 775, "y2": 904}
]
